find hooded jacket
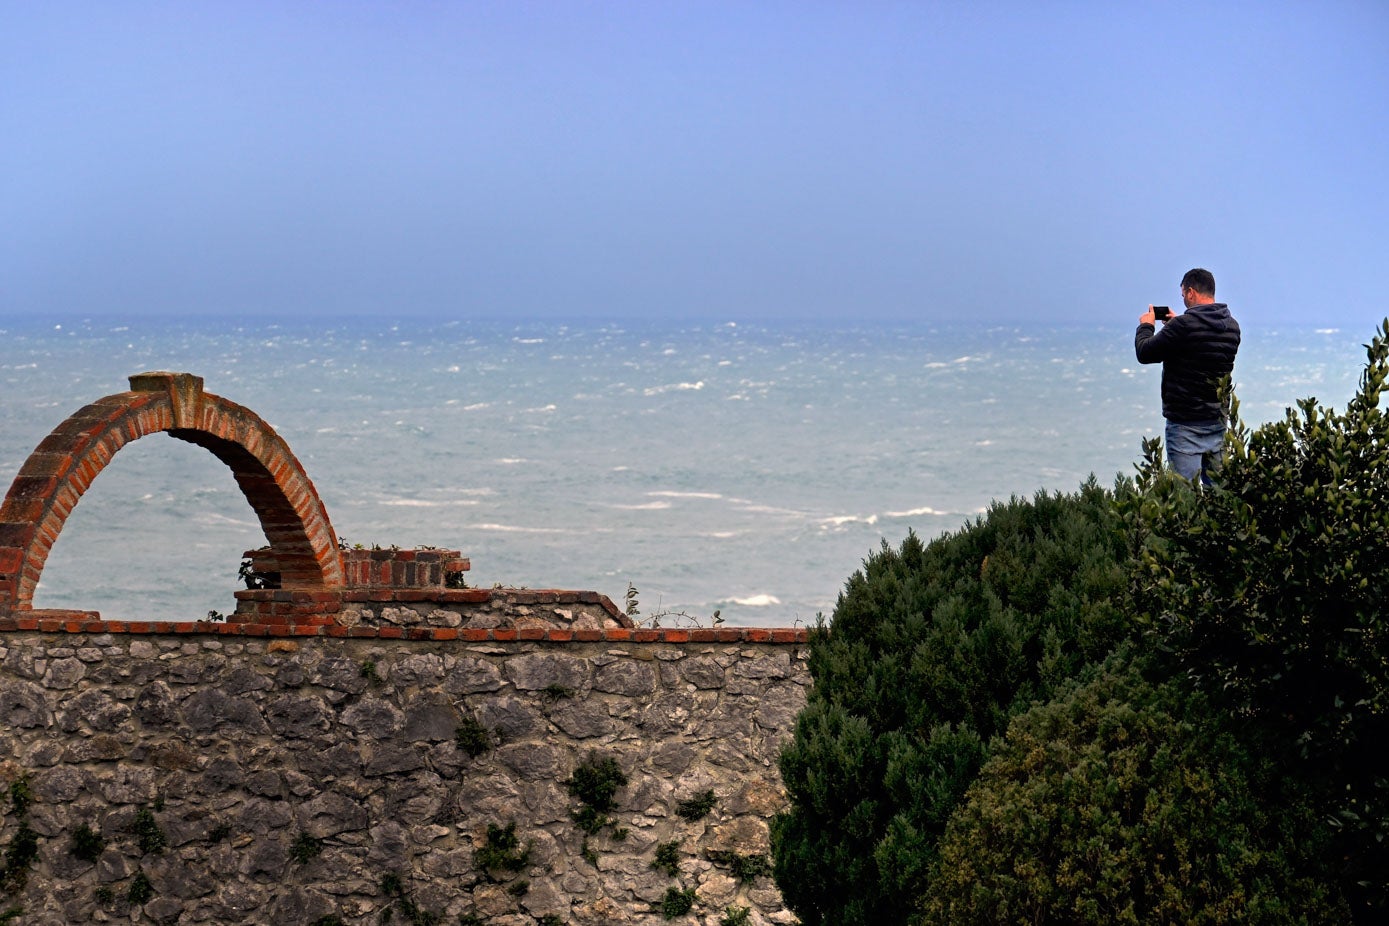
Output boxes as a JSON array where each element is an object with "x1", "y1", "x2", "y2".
[{"x1": 1135, "y1": 303, "x2": 1241, "y2": 423}]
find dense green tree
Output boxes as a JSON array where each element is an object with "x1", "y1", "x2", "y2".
[
  {"x1": 774, "y1": 322, "x2": 1389, "y2": 926},
  {"x1": 919, "y1": 658, "x2": 1345, "y2": 924},
  {"x1": 771, "y1": 481, "x2": 1132, "y2": 926},
  {"x1": 1128, "y1": 321, "x2": 1389, "y2": 917}
]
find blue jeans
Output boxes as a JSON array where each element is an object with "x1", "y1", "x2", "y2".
[{"x1": 1166, "y1": 420, "x2": 1226, "y2": 485}]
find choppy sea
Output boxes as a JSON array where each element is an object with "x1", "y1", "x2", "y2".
[{"x1": 0, "y1": 315, "x2": 1369, "y2": 626}]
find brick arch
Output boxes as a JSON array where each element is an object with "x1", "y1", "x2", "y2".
[{"x1": 0, "y1": 372, "x2": 343, "y2": 613}]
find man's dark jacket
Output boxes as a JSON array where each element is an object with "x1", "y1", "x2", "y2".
[{"x1": 1135, "y1": 303, "x2": 1241, "y2": 423}]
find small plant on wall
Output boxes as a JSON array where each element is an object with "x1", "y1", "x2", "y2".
[
  {"x1": 675, "y1": 789, "x2": 717, "y2": 821},
  {"x1": 564, "y1": 752, "x2": 627, "y2": 836},
  {"x1": 455, "y1": 716, "x2": 496, "y2": 758},
  {"x1": 474, "y1": 822, "x2": 531, "y2": 876}
]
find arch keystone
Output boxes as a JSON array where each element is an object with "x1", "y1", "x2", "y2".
[{"x1": 129, "y1": 371, "x2": 206, "y2": 429}]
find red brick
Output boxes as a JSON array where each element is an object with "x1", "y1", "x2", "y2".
[
  {"x1": 605, "y1": 629, "x2": 633, "y2": 642},
  {"x1": 432, "y1": 628, "x2": 460, "y2": 642},
  {"x1": 460, "y1": 629, "x2": 492, "y2": 641},
  {"x1": 573, "y1": 629, "x2": 604, "y2": 642},
  {"x1": 378, "y1": 626, "x2": 405, "y2": 639},
  {"x1": 517, "y1": 627, "x2": 546, "y2": 641},
  {"x1": 546, "y1": 629, "x2": 574, "y2": 642},
  {"x1": 660, "y1": 630, "x2": 691, "y2": 643},
  {"x1": 491, "y1": 629, "x2": 518, "y2": 641},
  {"x1": 0, "y1": 548, "x2": 24, "y2": 574},
  {"x1": 438, "y1": 590, "x2": 490, "y2": 604}
]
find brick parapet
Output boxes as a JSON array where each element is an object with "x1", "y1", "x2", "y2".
[{"x1": 0, "y1": 613, "x2": 806, "y2": 643}]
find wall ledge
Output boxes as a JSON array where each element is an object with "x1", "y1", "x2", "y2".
[{"x1": 0, "y1": 612, "x2": 809, "y2": 643}]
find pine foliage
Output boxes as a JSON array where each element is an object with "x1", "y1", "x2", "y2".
[
  {"x1": 919, "y1": 660, "x2": 1346, "y2": 924},
  {"x1": 771, "y1": 481, "x2": 1131, "y2": 926}
]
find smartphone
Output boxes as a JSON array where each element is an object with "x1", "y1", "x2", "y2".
[{"x1": 1152, "y1": 306, "x2": 1171, "y2": 320}]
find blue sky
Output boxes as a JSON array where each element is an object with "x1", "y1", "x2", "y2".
[{"x1": 3, "y1": 1, "x2": 1386, "y2": 328}]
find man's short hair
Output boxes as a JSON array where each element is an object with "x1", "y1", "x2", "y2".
[{"x1": 1182, "y1": 268, "x2": 1216, "y2": 297}]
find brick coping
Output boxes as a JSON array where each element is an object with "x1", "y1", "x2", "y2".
[{"x1": 0, "y1": 614, "x2": 808, "y2": 644}]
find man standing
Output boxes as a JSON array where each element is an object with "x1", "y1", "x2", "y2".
[{"x1": 1135, "y1": 268, "x2": 1241, "y2": 484}]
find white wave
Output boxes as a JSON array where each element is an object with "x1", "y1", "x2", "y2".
[
  {"x1": 463, "y1": 402, "x2": 489, "y2": 410},
  {"x1": 729, "y1": 594, "x2": 781, "y2": 607},
  {"x1": 513, "y1": 337, "x2": 546, "y2": 344},
  {"x1": 884, "y1": 506, "x2": 945, "y2": 518},
  {"x1": 468, "y1": 523, "x2": 568, "y2": 534},
  {"x1": 610, "y1": 501, "x2": 673, "y2": 510},
  {"x1": 495, "y1": 458, "x2": 528, "y2": 464},
  {"x1": 446, "y1": 364, "x2": 460, "y2": 372},
  {"x1": 525, "y1": 404, "x2": 557, "y2": 413},
  {"x1": 733, "y1": 501, "x2": 808, "y2": 517},
  {"x1": 194, "y1": 512, "x2": 258, "y2": 528},
  {"x1": 820, "y1": 514, "x2": 879, "y2": 527},
  {"x1": 379, "y1": 499, "x2": 480, "y2": 508},
  {"x1": 644, "y1": 381, "x2": 705, "y2": 396},
  {"x1": 649, "y1": 491, "x2": 723, "y2": 500}
]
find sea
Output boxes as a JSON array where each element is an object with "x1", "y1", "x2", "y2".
[{"x1": 0, "y1": 315, "x2": 1371, "y2": 627}]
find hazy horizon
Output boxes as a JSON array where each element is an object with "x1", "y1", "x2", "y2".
[{"x1": 4, "y1": 2, "x2": 1387, "y2": 332}]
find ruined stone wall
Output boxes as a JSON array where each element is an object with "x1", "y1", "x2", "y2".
[{"x1": 0, "y1": 628, "x2": 809, "y2": 926}]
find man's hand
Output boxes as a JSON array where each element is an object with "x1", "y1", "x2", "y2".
[{"x1": 1140, "y1": 305, "x2": 1157, "y2": 325}]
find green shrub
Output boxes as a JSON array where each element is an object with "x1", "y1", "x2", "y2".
[
  {"x1": 131, "y1": 807, "x2": 166, "y2": 855},
  {"x1": 771, "y1": 483, "x2": 1132, "y2": 926},
  {"x1": 658, "y1": 886, "x2": 696, "y2": 919},
  {"x1": 564, "y1": 753, "x2": 627, "y2": 813},
  {"x1": 455, "y1": 717, "x2": 495, "y2": 758},
  {"x1": 720, "y1": 907, "x2": 751, "y2": 926},
  {"x1": 651, "y1": 839, "x2": 681, "y2": 877},
  {"x1": 706, "y1": 850, "x2": 769, "y2": 883},
  {"x1": 919, "y1": 659, "x2": 1345, "y2": 924},
  {"x1": 0, "y1": 822, "x2": 37, "y2": 894},
  {"x1": 474, "y1": 822, "x2": 531, "y2": 873},
  {"x1": 674, "y1": 789, "x2": 716, "y2": 821},
  {"x1": 565, "y1": 752, "x2": 627, "y2": 837},
  {"x1": 290, "y1": 832, "x2": 323, "y2": 864},
  {"x1": 127, "y1": 871, "x2": 153, "y2": 904},
  {"x1": 70, "y1": 823, "x2": 106, "y2": 862},
  {"x1": 1129, "y1": 321, "x2": 1389, "y2": 917}
]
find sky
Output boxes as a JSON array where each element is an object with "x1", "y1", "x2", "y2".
[{"x1": 3, "y1": 1, "x2": 1387, "y2": 329}]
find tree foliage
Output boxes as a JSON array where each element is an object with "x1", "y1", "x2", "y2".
[
  {"x1": 919, "y1": 659, "x2": 1345, "y2": 924},
  {"x1": 1128, "y1": 320, "x2": 1389, "y2": 916},
  {"x1": 773, "y1": 322, "x2": 1389, "y2": 926},
  {"x1": 771, "y1": 481, "x2": 1131, "y2": 926}
]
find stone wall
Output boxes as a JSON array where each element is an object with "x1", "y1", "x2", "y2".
[{"x1": 0, "y1": 627, "x2": 810, "y2": 926}]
